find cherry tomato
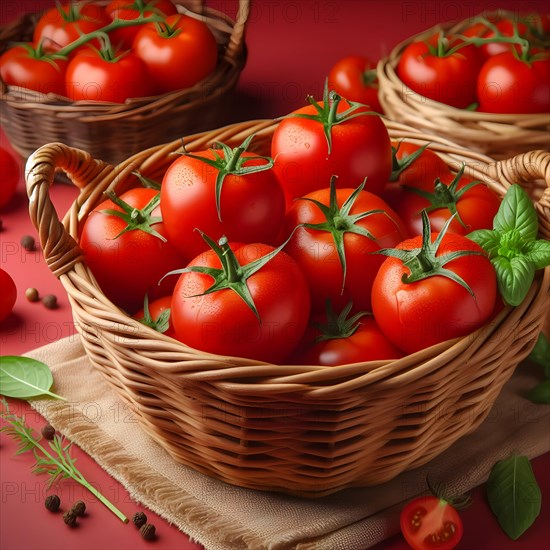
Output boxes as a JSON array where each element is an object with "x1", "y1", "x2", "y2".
[
  {"x1": 132, "y1": 14, "x2": 218, "y2": 93},
  {"x1": 65, "y1": 48, "x2": 153, "y2": 102},
  {"x1": 160, "y1": 140, "x2": 285, "y2": 261},
  {"x1": 33, "y1": 2, "x2": 111, "y2": 54},
  {"x1": 133, "y1": 295, "x2": 176, "y2": 338},
  {"x1": 106, "y1": 0, "x2": 178, "y2": 50},
  {"x1": 271, "y1": 87, "x2": 392, "y2": 208},
  {"x1": 170, "y1": 240, "x2": 311, "y2": 364},
  {"x1": 477, "y1": 50, "x2": 550, "y2": 114},
  {"x1": 400, "y1": 495, "x2": 463, "y2": 550},
  {"x1": 79, "y1": 187, "x2": 185, "y2": 313},
  {"x1": 327, "y1": 55, "x2": 383, "y2": 112},
  {"x1": 0, "y1": 268, "x2": 17, "y2": 322},
  {"x1": 0, "y1": 146, "x2": 20, "y2": 210},
  {"x1": 397, "y1": 34, "x2": 484, "y2": 109},
  {"x1": 0, "y1": 44, "x2": 68, "y2": 96}
]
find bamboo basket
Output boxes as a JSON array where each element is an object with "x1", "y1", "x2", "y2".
[
  {"x1": 25, "y1": 118, "x2": 550, "y2": 497},
  {"x1": 0, "y1": 0, "x2": 249, "y2": 165},
  {"x1": 377, "y1": 14, "x2": 550, "y2": 159}
]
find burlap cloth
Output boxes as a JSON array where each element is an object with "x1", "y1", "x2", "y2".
[{"x1": 26, "y1": 335, "x2": 550, "y2": 550}]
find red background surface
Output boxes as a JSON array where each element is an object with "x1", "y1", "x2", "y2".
[{"x1": 1, "y1": 1, "x2": 549, "y2": 549}]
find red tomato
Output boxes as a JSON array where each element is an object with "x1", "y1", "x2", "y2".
[
  {"x1": 33, "y1": 2, "x2": 110, "y2": 54},
  {"x1": 477, "y1": 50, "x2": 550, "y2": 114},
  {"x1": 397, "y1": 34, "x2": 484, "y2": 109},
  {"x1": 170, "y1": 240, "x2": 311, "y2": 363},
  {"x1": 79, "y1": 188, "x2": 185, "y2": 313},
  {"x1": 133, "y1": 295, "x2": 176, "y2": 338},
  {"x1": 282, "y1": 181, "x2": 407, "y2": 313},
  {"x1": 271, "y1": 89, "x2": 392, "y2": 207},
  {"x1": 400, "y1": 495, "x2": 463, "y2": 550},
  {"x1": 106, "y1": 0, "x2": 178, "y2": 50},
  {"x1": 0, "y1": 146, "x2": 20, "y2": 210},
  {"x1": 65, "y1": 48, "x2": 153, "y2": 102},
  {"x1": 327, "y1": 55, "x2": 383, "y2": 112},
  {"x1": 132, "y1": 14, "x2": 218, "y2": 93},
  {"x1": 160, "y1": 141, "x2": 285, "y2": 261},
  {"x1": 0, "y1": 44, "x2": 68, "y2": 96},
  {"x1": 0, "y1": 268, "x2": 17, "y2": 322},
  {"x1": 372, "y1": 222, "x2": 497, "y2": 354}
]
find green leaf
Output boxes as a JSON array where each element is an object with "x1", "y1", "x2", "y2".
[
  {"x1": 529, "y1": 332, "x2": 550, "y2": 376},
  {"x1": 527, "y1": 380, "x2": 550, "y2": 404},
  {"x1": 487, "y1": 455, "x2": 542, "y2": 540},
  {"x1": 467, "y1": 228, "x2": 500, "y2": 256},
  {"x1": 494, "y1": 185, "x2": 538, "y2": 241},
  {"x1": 492, "y1": 255, "x2": 535, "y2": 307},
  {"x1": 0, "y1": 356, "x2": 65, "y2": 400},
  {"x1": 523, "y1": 239, "x2": 550, "y2": 270}
]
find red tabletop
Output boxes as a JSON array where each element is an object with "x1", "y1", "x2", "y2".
[{"x1": 1, "y1": 1, "x2": 549, "y2": 549}]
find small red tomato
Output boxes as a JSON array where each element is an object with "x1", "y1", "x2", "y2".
[
  {"x1": 0, "y1": 146, "x2": 20, "y2": 210},
  {"x1": 0, "y1": 268, "x2": 17, "y2": 322},
  {"x1": 133, "y1": 295, "x2": 176, "y2": 338}
]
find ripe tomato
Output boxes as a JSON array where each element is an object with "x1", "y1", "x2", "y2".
[
  {"x1": 0, "y1": 44, "x2": 68, "y2": 96},
  {"x1": 133, "y1": 295, "x2": 176, "y2": 338},
  {"x1": 33, "y1": 2, "x2": 110, "y2": 54},
  {"x1": 477, "y1": 50, "x2": 550, "y2": 114},
  {"x1": 327, "y1": 55, "x2": 383, "y2": 112},
  {"x1": 372, "y1": 214, "x2": 497, "y2": 354},
  {"x1": 106, "y1": 0, "x2": 178, "y2": 50},
  {"x1": 160, "y1": 138, "x2": 285, "y2": 261},
  {"x1": 0, "y1": 268, "x2": 17, "y2": 322},
  {"x1": 133, "y1": 14, "x2": 218, "y2": 93},
  {"x1": 79, "y1": 188, "x2": 185, "y2": 313},
  {"x1": 170, "y1": 239, "x2": 311, "y2": 363},
  {"x1": 271, "y1": 87, "x2": 392, "y2": 207},
  {"x1": 65, "y1": 47, "x2": 153, "y2": 102},
  {"x1": 397, "y1": 34, "x2": 483, "y2": 109},
  {"x1": 0, "y1": 146, "x2": 20, "y2": 210},
  {"x1": 282, "y1": 179, "x2": 407, "y2": 313},
  {"x1": 400, "y1": 495, "x2": 463, "y2": 550}
]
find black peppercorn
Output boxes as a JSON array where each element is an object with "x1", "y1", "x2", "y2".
[
  {"x1": 20, "y1": 235, "x2": 36, "y2": 251},
  {"x1": 71, "y1": 500, "x2": 86, "y2": 517},
  {"x1": 41, "y1": 423, "x2": 55, "y2": 440},
  {"x1": 140, "y1": 523, "x2": 156, "y2": 541},
  {"x1": 63, "y1": 510, "x2": 78, "y2": 527},
  {"x1": 44, "y1": 494, "x2": 61, "y2": 512},
  {"x1": 42, "y1": 294, "x2": 58, "y2": 310},
  {"x1": 133, "y1": 511, "x2": 147, "y2": 528}
]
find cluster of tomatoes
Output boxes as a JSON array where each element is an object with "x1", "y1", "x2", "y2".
[
  {"x1": 397, "y1": 11, "x2": 550, "y2": 113},
  {"x1": 78, "y1": 85, "x2": 503, "y2": 365},
  {"x1": 0, "y1": 0, "x2": 218, "y2": 103}
]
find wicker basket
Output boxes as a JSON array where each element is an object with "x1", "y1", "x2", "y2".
[
  {"x1": 25, "y1": 118, "x2": 550, "y2": 497},
  {"x1": 377, "y1": 14, "x2": 550, "y2": 159},
  {"x1": 0, "y1": 0, "x2": 249, "y2": 165}
]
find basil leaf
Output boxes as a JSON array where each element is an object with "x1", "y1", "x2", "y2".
[
  {"x1": 527, "y1": 380, "x2": 550, "y2": 404},
  {"x1": 487, "y1": 455, "x2": 541, "y2": 540},
  {"x1": 523, "y1": 239, "x2": 550, "y2": 270},
  {"x1": 0, "y1": 356, "x2": 65, "y2": 400},
  {"x1": 494, "y1": 185, "x2": 538, "y2": 241},
  {"x1": 467, "y1": 228, "x2": 500, "y2": 256},
  {"x1": 492, "y1": 255, "x2": 535, "y2": 306}
]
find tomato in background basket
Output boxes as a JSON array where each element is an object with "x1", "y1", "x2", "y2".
[
  {"x1": 0, "y1": 146, "x2": 20, "y2": 210},
  {"x1": 132, "y1": 13, "x2": 218, "y2": 94},
  {"x1": 64, "y1": 46, "x2": 154, "y2": 102},
  {"x1": 271, "y1": 85, "x2": 392, "y2": 207},
  {"x1": 79, "y1": 188, "x2": 185, "y2": 313},
  {"x1": 33, "y1": 1, "x2": 111, "y2": 54},
  {"x1": 0, "y1": 268, "x2": 17, "y2": 322},
  {"x1": 106, "y1": 0, "x2": 178, "y2": 50},
  {"x1": 327, "y1": 55, "x2": 383, "y2": 113}
]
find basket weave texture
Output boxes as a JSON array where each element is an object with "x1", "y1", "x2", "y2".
[
  {"x1": 26, "y1": 118, "x2": 550, "y2": 497},
  {"x1": 377, "y1": 15, "x2": 550, "y2": 160},
  {"x1": 0, "y1": 0, "x2": 249, "y2": 165}
]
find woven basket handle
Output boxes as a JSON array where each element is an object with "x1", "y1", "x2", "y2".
[
  {"x1": 485, "y1": 149, "x2": 550, "y2": 240},
  {"x1": 223, "y1": 0, "x2": 250, "y2": 62},
  {"x1": 26, "y1": 142, "x2": 112, "y2": 278}
]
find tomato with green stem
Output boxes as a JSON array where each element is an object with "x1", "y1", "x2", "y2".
[
  {"x1": 372, "y1": 210, "x2": 497, "y2": 354},
  {"x1": 79, "y1": 188, "x2": 185, "y2": 313},
  {"x1": 327, "y1": 55, "x2": 383, "y2": 112},
  {"x1": 133, "y1": 294, "x2": 175, "y2": 338},
  {"x1": 132, "y1": 13, "x2": 218, "y2": 93},
  {"x1": 0, "y1": 146, "x2": 20, "y2": 210},
  {"x1": 271, "y1": 83, "x2": 392, "y2": 207},
  {"x1": 167, "y1": 233, "x2": 311, "y2": 363}
]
